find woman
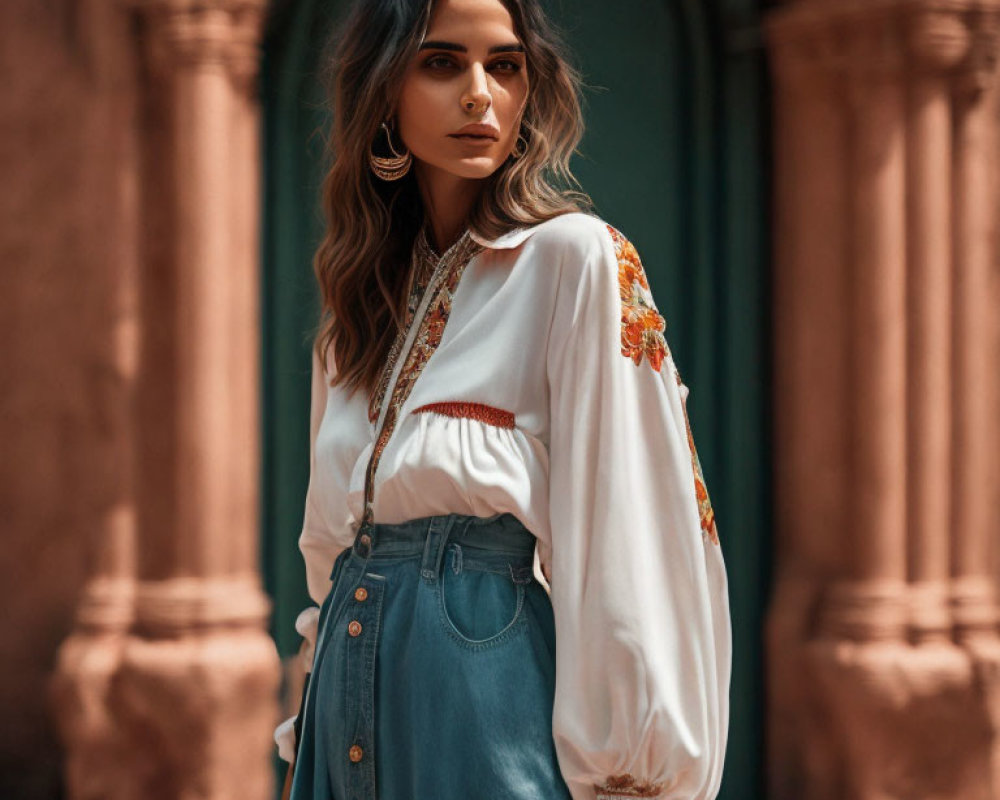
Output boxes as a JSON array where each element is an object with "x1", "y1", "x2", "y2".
[{"x1": 274, "y1": 0, "x2": 732, "y2": 798}]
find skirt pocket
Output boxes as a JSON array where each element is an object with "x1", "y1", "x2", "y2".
[{"x1": 435, "y1": 542, "x2": 533, "y2": 650}]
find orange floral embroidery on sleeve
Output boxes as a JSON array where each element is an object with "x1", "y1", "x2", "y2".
[
  {"x1": 675, "y1": 367, "x2": 719, "y2": 546},
  {"x1": 606, "y1": 224, "x2": 668, "y2": 372}
]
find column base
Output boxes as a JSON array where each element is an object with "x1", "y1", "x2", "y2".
[
  {"x1": 805, "y1": 635, "x2": 998, "y2": 800},
  {"x1": 819, "y1": 578, "x2": 909, "y2": 641},
  {"x1": 108, "y1": 577, "x2": 281, "y2": 800},
  {"x1": 50, "y1": 578, "x2": 136, "y2": 800},
  {"x1": 952, "y1": 575, "x2": 999, "y2": 642}
]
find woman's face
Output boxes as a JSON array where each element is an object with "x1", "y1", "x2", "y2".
[{"x1": 395, "y1": 0, "x2": 529, "y2": 182}]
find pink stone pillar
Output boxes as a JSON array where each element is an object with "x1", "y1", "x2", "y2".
[
  {"x1": 951, "y1": 15, "x2": 1000, "y2": 647},
  {"x1": 765, "y1": 3, "x2": 1000, "y2": 799},
  {"x1": 108, "y1": 2, "x2": 281, "y2": 798},
  {"x1": 825, "y1": 21, "x2": 910, "y2": 643},
  {"x1": 950, "y1": 17, "x2": 1000, "y2": 789},
  {"x1": 767, "y1": 32, "x2": 852, "y2": 800},
  {"x1": 905, "y1": 11, "x2": 964, "y2": 645}
]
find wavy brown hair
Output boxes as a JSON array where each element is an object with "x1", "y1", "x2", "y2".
[{"x1": 312, "y1": 0, "x2": 595, "y2": 398}]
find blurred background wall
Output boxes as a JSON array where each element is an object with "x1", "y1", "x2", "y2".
[
  {"x1": 2, "y1": 1, "x2": 999, "y2": 799},
  {"x1": 0, "y1": 1, "x2": 139, "y2": 796}
]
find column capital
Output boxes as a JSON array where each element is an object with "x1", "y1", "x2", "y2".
[
  {"x1": 905, "y1": 8, "x2": 973, "y2": 72},
  {"x1": 766, "y1": 0, "x2": 997, "y2": 83},
  {"x1": 132, "y1": 0, "x2": 265, "y2": 92},
  {"x1": 956, "y1": 9, "x2": 1000, "y2": 95}
]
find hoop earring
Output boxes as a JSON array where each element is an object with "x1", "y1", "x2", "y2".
[
  {"x1": 369, "y1": 119, "x2": 412, "y2": 180},
  {"x1": 510, "y1": 130, "x2": 528, "y2": 159}
]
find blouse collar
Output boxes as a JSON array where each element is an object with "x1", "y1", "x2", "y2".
[
  {"x1": 416, "y1": 220, "x2": 539, "y2": 259},
  {"x1": 468, "y1": 225, "x2": 537, "y2": 250}
]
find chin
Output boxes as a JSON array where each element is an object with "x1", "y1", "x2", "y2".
[
  {"x1": 455, "y1": 161, "x2": 503, "y2": 178},
  {"x1": 430, "y1": 158, "x2": 502, "y2": 180}
]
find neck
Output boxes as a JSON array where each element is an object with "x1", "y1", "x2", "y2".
[{"x1": 413, "y1": 161, "x2": 485, "y2": 254}]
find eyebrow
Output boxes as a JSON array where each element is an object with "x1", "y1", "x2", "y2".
[{"x1": 418, "y1": 40, "x2": 525, "y2": 55}]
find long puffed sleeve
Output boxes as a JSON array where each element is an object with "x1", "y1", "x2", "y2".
[
  {"x1": 545, "y1": 221, "x2": 731, "y2": 800},
  {"x1": 274, "y1": 344, "x2": 333, "y2": 765}
]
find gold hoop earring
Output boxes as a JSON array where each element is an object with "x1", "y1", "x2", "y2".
[{"x1": 369, "y1": 119, "x2": 412, "y2": 181}]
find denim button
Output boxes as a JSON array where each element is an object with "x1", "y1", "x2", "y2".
[
  {"x1": 354, "y1": 587, "x2": 368, "y2": 602},
  {"x1": 348, "y1": 620, "x2": 362, "y2": 636},
  {"x1": 348, "y1": 744, "x2": 363, "y2": 762}
]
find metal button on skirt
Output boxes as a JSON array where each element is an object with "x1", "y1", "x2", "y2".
[{"x1": 288, "y1": 512, "x2": 574, "y2": 800}]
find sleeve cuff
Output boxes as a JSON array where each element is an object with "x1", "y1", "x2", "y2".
[
  {"x1": 295, "y1": 606, "x2": 321, "y2": 670},
  {"x1": 274, "y1": 714, "x2": 298, "y2": 764},
  {"x1": 274, "y1": 605, "x2": 321, "y2": 766},
  {"x1": 593, "y1": 774, "x2": 665, "y2": 798}
]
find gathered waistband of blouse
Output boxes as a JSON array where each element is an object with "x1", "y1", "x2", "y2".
[{"x1": 351, "y1": 511, "x2": 537, "y2": 560}]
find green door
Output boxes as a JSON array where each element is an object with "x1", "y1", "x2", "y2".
[{"x1": 261, "y1": 2, "x2": 769, "y2": 796}]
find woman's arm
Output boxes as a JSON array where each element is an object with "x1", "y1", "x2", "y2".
[
  {"x1": 544, "y1": 220, "x2": 731, "y2": 799},
  {"x1": 274, "y1": 344, "x2": 334, "y2": 772}
]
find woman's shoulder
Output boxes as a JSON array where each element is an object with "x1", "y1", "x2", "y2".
[
  {"x1": 521, "y1": 211, "x2": 640, "y2": 293},
  {"x1": 520, "y1": 210, "x2": 613, "y2": 253},
  {"x1": 482, "y1": 211, "x2": 634, "y2": 266}
]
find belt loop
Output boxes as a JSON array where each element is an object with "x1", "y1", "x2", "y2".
[
  {"x1": 420, "y1": 516, "x2": 447, "y2": 582},
  {"x1": 422, "y1": 514, "x2": 465, "y2": 582}
]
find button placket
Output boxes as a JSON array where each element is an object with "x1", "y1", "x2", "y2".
[{"x1": 343, "y1": 574, "x2": 384, "y2": 797}]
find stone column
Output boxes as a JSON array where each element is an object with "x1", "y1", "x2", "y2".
[
  {"x1": 951, "y1": 9, "x2": 1000, "y2": 649},
  {"x1": 906, "y1": 9, "x2": 960, "y2": 647},
  {"x1": 766, "y1": 27, "x2": 852, "y2": 800},
  {"x1": 951, "y1": 12, "x2": 1000, "y2": 791},
  {"x1": 766, "y1": 3, "x2": 1000, "y2": 799},
  {"x1": 827, "y1": 12, "x2": 910, "y2": 645},
  {"x1": 107, "y1": 2, "x2": 280, "y2": 799}
]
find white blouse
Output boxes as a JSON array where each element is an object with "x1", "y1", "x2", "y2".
[{"x1": 274, "y1": 211, "x2": 732, "y2": 800}]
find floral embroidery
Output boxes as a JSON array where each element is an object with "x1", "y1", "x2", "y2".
[
  {"x1": 674, "y1": 367, "x2": 719, "y2": 546},
  {"x1": 412, "y1": 401, "x2": 516, "y2": 429},
  {"x1": 368, "y1": 229, "x2": 439, "y2": 424},
  {"x1": 593, "y1": 773, "x2": 664, "y2": 797},
  {"x1": 606, "y1": 224, "x2": 668, "y2": 372},
  {"x1": 361, "y1": 229, "x2": 485, "y2": 526}
]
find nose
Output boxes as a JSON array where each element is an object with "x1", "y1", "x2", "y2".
[{"x1": 462, "y1": 63, "x2": 491, "y2": 113}]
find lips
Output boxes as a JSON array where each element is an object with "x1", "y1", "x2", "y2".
[
  {"x1": 448, "y1": 132, "x2": 498, "y2": 147},
  {"x1": 449, "y1": 123, "x2": 500, "y2": 140}
]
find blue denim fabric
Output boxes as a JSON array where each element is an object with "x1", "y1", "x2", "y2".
[{"x1": 289, "y1": 512, "x2": 574, "y2": 800}]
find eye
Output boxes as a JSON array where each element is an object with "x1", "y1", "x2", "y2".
[
  {"x1": 490, "y1": 59, "x2": 522, "y2": 73},
  {"x1": 424, "y1": 54, "x2": 455, "y2": 70}
]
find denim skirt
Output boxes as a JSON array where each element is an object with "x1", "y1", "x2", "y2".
[{"x1": 288, "y1": 511, "x2": 575, "y2": 800}]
